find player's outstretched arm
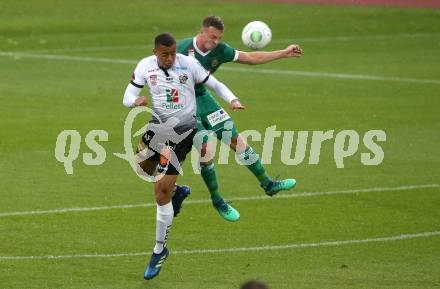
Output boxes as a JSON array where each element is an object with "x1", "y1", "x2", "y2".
[
  {"x1": 204, "y1": 75, "x2": 245, "y2": 110},
  {"x1": 236, "y1": 44, "x2": 303, "y2": 65},
  {"x1": 123, "y1": 83, "x2": 147, "y2": 107}
]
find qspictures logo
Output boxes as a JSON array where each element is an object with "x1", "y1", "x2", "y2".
[{"x1": 54, "y1": 107, "x2": 386, "y2": 182}]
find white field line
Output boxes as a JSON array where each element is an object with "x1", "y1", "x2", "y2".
[
  {"x1": 0, "y1": 51, "x2": 135, "y2": 64},
  {"x1": 0, "y1": 184, "x2": 438, "y2": 218},
  {"x1": 220, "y1": 66, "x2": 440, "y2": 85},
  {"x1": 0, "y1": 231, "x2": 439, "y2": 260},
  {"x1": 12, "y1": 32, "x2": 440, "y2": 53},
  {"x1": 19, "y1": 44, "x2": 151, "y2": 54},
  {"x1": 274, "y1": 32, "x2": 440, "y2": 43},
  {"x1": 1, "y1": 51, "x2": 439, "y2": 85}
]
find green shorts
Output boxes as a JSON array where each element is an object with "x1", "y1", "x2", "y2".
[{"x1": 196, "y1": 92, "x2": 239, "y2": 144}]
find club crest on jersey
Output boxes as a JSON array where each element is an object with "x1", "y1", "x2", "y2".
[
  {"x1": 149, "y1": 75, "x2": 157, "y2": 86},
  {"x1": 179, "y1": 73, "x2": 188, "y2": 84},
  {"x1": 211, "y1": 59, "x2": 219, "y2": 68}
]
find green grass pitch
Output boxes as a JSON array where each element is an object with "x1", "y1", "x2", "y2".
[{"x1": 0, "y1": 0, "x2": 439, "y2": 288}]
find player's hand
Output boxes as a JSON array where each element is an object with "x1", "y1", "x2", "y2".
[
  {"x1": 135, "y1": 96, "x2": 147, "y2": 106},
  {"x1": 231, "y1": 99, "x2": 245, "y2": 110},
  {"x1": 285, "y1": 44, "x2": 303, "y2": 58}
]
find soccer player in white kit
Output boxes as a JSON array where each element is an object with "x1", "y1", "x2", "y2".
[{"x1": 123, "y1": 33, "x2": 244, "y2": 280}]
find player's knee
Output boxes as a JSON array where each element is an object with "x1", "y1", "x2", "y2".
[
  {"x1": 231, "y1": 135, "x2": 247, "y2": 153},
  {"x1": 200, "y1": 143, "x2": 208, "y2": 156},
  {"x1": 200, "y1": 142, "x2": 215, "y2": 163}
]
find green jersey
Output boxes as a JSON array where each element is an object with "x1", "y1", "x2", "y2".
[
  {"x1": 177, "y1": 37, "x2": 238, "y2": 107},
  {"x1": 177, "y1": 37, "x2": 239, "y2": 138}
]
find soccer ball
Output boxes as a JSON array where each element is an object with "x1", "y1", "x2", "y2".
[{"x1": 241, "y1": 21, "x2": 272, "y2": 50}]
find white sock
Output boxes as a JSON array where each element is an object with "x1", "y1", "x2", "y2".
[{"x1": 153, "y1": 202, "x2": 174, "y2": 254}]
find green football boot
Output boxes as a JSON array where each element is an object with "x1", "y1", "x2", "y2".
[
  {"x1": 213, "y1": 199, "x2": 240, "y2": 222},
  {"x1": 263, "y1": 178, "x2": 297, "y2": 197}
]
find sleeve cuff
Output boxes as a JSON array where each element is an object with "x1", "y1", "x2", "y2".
[
  {"x1": 130, "y1": 80, "x2": 144, "y2": 88},
  {"x1": 232, "y1": 50, "x2": 239, "y2": 62}
]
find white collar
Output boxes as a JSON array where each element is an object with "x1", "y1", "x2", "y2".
[{"x1": 193, "y1": 36, "x2": 211, "y2": 57}]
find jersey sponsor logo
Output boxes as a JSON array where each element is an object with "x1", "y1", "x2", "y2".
[
  {"x1": 206, "y1": 108, "x2": 231, "y2": 127},
  {"x1": 172, "y1": 66, "x2": 188, "y2": 71},
  {"x1": 161, "y1": 103, "x2": 184, "y2": 109},
  {"x1": 162, "y1": 88, "x2": 184, "y2": 109},
  {"x1": 166, "y1": 88, "x2": 179, "y2": 103},
  {"x1": 179, "y1": 73, "x2": 188, "y2": 84},
  {"x1": 149, "y1": 75, "x2": 157, "y2": 86}
]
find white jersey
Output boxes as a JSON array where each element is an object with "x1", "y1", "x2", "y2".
[{"x1": 131, "y1": 53, "x2": 209, "y2": 130}]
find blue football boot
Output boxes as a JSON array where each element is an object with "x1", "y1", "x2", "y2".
[
  {"x1": 144, "y1": 247, "x2": 169, "y2": 280},
  {"x1": 172, "y1": 185, "x2": 191, "y2": 217}
]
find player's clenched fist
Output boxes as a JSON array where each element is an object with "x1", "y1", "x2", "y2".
[
  {"x1": 284, "y1": 44, "x2": 303, "y2": 58},
  {"x1": 230, "y1": 99, "x2": 245, "y2": 110},
  {"x1": 135, "y1": 96, "x2": 147, "y2": 106}
]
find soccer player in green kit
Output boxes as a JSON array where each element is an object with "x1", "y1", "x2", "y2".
[{"x1": 176, "y1": 16, "x2": 303, "y2": 222}]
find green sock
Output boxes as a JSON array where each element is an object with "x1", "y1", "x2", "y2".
[
  {"x1": 200, "y1": 163, "x2": 223, "y2": 204},
  {"x1": 240, "y1": 146, "x2": 272, "y2": 187}
]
